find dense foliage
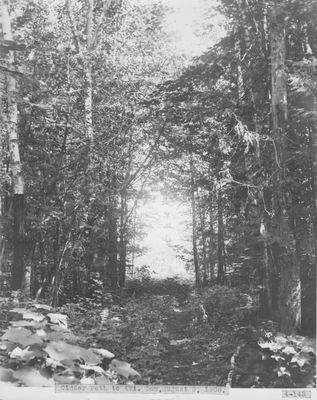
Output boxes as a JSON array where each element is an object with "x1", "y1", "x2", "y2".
[
  {"x1": 0, "y1": 0, "x2": 316, "y2": 389},
  {"x1": 0, "y1": 295, "x2": 139, "y2": 386},
  {"x1": 145, "y1": 0, "x2": 317, "y2": 334},
  {"x1": 1, "y1": 284, "x2": 314, "y2": 387}
]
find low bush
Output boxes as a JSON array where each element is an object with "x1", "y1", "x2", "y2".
[
  {"x1": 124, "y1": 278, "x2": 150, "y2": 298},
  {"x1": 125, "y1": 277, "x2": 192, "y2": 302},
  {"x1": 186, "y1": 285, "x2": 254, "y2": 329}
]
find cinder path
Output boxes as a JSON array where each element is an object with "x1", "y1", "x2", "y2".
[{"x1": 162, "y1": 308, "x2": 229, "y2": 386}]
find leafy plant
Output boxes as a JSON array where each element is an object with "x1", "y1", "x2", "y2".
[
  {"x1": 0, "y1": 300, "x2": 140, "y2": 386},
  {"x1": 257, "y1": 333, "x2": 316, "y2": 387}
]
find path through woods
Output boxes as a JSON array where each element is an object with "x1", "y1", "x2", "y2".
[
  {"x1": 0, "y1": 286, "x2": 316, "y2": 387},
  {"x1": 163, "y1": 306, "x2": 230, "y2": 386},
  {"x1": 0, "y1": 0, "x2": 316, "y2": 390}
]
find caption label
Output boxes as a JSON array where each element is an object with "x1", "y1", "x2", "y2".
[
  {"x1": 282, "y1": 390, "x2": 311, "y2": 398},
  {"x1": 55, "y1": 384, "x2": 229, "y2": 394}
]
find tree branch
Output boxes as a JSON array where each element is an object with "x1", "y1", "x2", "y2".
[
  {"x1": 121, "y1": 122, "x2": 166, "y2": 189},
  {"x1": 91, "y1": 0, "x2": 113, "y2": 50},
  {"x1": 65, "y1": 0, "x2": 82, "y2": 53}
]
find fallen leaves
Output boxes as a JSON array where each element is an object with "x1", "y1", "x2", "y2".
[
  {"x1": 53, "y1": 373, "x2": 76, "y2": 384},
  {"x1": 47, "y1": 313, "x2": 68, "y2": 328},
  {"x1": 283, "y1": 345, "x2": 297, "y2": 355},
  {"x1": 13, "y1": 367, "x2": 54, "y2": 387},
  {"x1": 1, "y1": 327, "x2": 43, "y2": 347},
  {"x1": 44, "y1": 341, "x2": 99, "y2": 364},
  {"x1": 23, "y1": 312, "x2": 45, "y2": 322},
  {"x1": 110, "y1": 359, "x2": 140, "y2": 379},
  {"x1": 79, "y1": 364, "x2": 106, "y2": 374},
  {"x1": 80, "y1": 377, "x2": 95, "y2": 384},
  {"x1": 10, "y1": 308, "x2": 28, "y2": 314},
  {"x1": 33, "y1": 304, "x2": 52, "y2": 311},
  {"x1": 10, "y1": 320, "x2": 35, "y2": 327},
  {"x1": 91, "y1": 347, "x2": 115, "y2": 359},
  {"x1": 170, "y1": 338, "x2": 191, "y2": 346},
  {"x1": 10, "y1": 346, "x2": 36, "y2": 361},
  {"x1": 290, "y1": 352, "x2": 312, "y2": 368},
  {"x1": 276, "y1": 366, "x2": 291, "y2": 377}
]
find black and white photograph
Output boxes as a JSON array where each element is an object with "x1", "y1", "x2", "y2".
[{"x1": 0, "y1": 0, "x2": 316, "y2": 398}]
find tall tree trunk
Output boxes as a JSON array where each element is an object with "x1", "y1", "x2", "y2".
[
  {"x1": 270, "y1": 1, "x2": 300, "y2": 334},
  {"x1": 85, "y1": 64, "x2": 93, "y2": 151},
  {"x1": 259, "y1": 212, "x2": 274, "y2": 319},
  {"x1": 288, "y1": 125, "x2": 316, "y2": 333},
  {"x1": 200, "y1": 203, "x2": 208, "y2": 285},
  {"x1": 0, "y1": 192, "x2": 10, "y2": 293},
  {"x1": 190, "y1": 157, "x2": 200, "y2": 286},
  {"x1": 309, "y1": 127, "x2": 317, "y2": 245},
  {"x1": 208, "y1": 185, "x2": 215, "y2": 282},
  {"x1": 118, "y1": 189, "x2": 127, "y2": 288},
  {"x1": 130, "y1": 208, "x2": 137, "y2": 277},
  {"x1": 66, "y1": 0, "x2": 97, "y2": 152},
  {"x1": 308, "y1": 126, "x2": 317, "y2": 332},
  {"x1": 2, "y1": 0, "x2": 26, "y2": 291},
  {"x1": 291, "y1": 212, "x2": 315, "y2": 333},
  {"x1": 85, "y1": 0, "x2": 94, "y2": 151},
  {"x1": 50, "y1": 222, "x2": 60, "y2": 305},
  {"x1": 217, "y1": 187, "x2": 225, "y2": 285},
  {"x1": 11, "y1": 195, "x2": 25, "y2": 290},
  {"x1": 106, "y1": 196, "x2": 118, "y2": 289},
  {"x1": 234, "y1": 29, "x2": 244, "y2": 107}
]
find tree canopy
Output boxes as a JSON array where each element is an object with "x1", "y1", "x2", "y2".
[{"x1": 0, "y1": 0, "x2": 316, "y2": 389}]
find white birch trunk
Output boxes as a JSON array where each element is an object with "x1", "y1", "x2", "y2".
[
  {"x1": 1, "y1": 0, "x2": 26, "y2": 291},
  {"x1": 2, "y1": 0, "x2": 24, "y2": 196},
  {"x1": 85, "y1": 0, "x2": 94, "y2": 148}
]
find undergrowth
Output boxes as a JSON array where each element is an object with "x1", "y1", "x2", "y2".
[
  {"x1": 0, "y1": 284, "x2": 315, "y2": 388},
  {"x1": 0, "y1": 294, "x2": 139, "y2": 387}
]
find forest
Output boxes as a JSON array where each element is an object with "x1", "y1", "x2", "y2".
[{"x1": 0, "y1": 0, "x2": 316, "y2": 389}]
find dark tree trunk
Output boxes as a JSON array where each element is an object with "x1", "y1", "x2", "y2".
[
  {"x1": 0, "y1": 189, "x2": 10, "y2": 293},
  {"x1": 270, "y1": 1, "x2": 301, "y2": 334},
  {"x1": 309, "y1": 127, "x2": 317, "y2": 248},
  {"x1": 217, "y1": 188, "x2": 225, "y2": 285},
  {"x1": 259, "y1": 213, "x2": 274, "y2": 319},
  {"x1": 11, "y1": 194, "x2": 25, "y2": 290},
  {"x1": 208, "y1": 186, "x2": 215, "y2": 282},
  {"x1": 202, "y1": 225, "x2": 208, "y2": 285},
  {"x1": 190, "y1": 158, "x2": 200, "y2": 286},
  {"x1": 50, "y1": 222, "x2": 60, "y2": 306},
  {"x1": 118, "y1": 190, "x2": 127, "y2": 288},
  {"x1": 292, "y1": 215, "x2": 315, "y2": 333},
  {"x1": 107, "y1": 199, "x2": 118, "y2": 289},
  {"x1": 72, "y1": 265, "x2": 79, "y2": 298},
  {"x1": 198, "y1": 193, "x2": 208, "y2": 285},
  {"x1": 307, "y1": 127, "x2": 317, "y2": 332},
  {"x1": 118, "y1": 236, "x2": 126, "y2": 288}
]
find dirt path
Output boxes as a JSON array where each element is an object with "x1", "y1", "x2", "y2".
[
  {"x1": 161, "y1": 308, "x2": 229, "y2": 385},
  {"x1": 164, "y1": 310, "x2": 198, "y2": 384}
]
